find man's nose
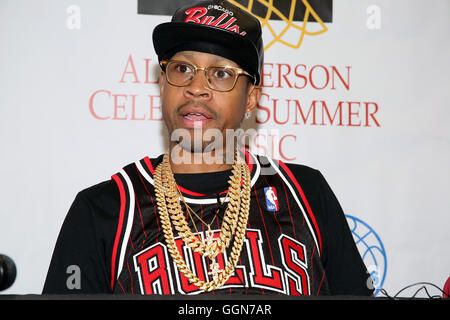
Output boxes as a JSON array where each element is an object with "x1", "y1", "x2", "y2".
[{"x1": 184, "y1": 70, "x2": 212, "y2": 99}]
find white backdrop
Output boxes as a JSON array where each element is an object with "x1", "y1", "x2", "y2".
[{"x1": 1, "y1": 0, "x2": 449, "y2": 296}]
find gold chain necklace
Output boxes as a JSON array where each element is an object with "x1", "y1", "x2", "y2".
[
  {"x1": 178, "y1": 187, "x2": 228, "y2": 236},
  {"x1": 154, "y1": 151, "x2": 251, "y2": 291}
]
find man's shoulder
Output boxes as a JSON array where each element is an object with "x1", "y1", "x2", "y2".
[
  {"x1": 77, "y1": 154, "x2": 164, "y2": 198},
  {"x1": 276, "y1": 159, "x2": 326, "y2": 196},
  {"x1": 255, "y1": 153, "x2": 323, "y2": 184},
  {"x1": 76, "y1": 179, "x2": 120, "y2": 208},
  {"x1": 76, "y1": 155, "x2": 160, "y2": 196},
  {"x1": 280, "y1": 160, "x2": 321, "y2": 178},
  {"x1": 117, "y1": 155, "x2": 164, "y2": 175}
]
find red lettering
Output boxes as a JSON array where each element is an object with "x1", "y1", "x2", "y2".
[
  {"x1": 277, "y1": 64, "x2": 293, "y2": 88},
  {"x1": 294, "y1": 64, "x2": 307, "y2": 89},
  {"x1": 273, "y1": 98, "x2": 289, "y2": 125},
  {"x1": 260, "y1": 63, "x2": 352, "y2": 90},
  {"x1": 200, "y1": 15, "x2": 214, "y2": 25},
  {"x1": 144, "y1": 58, "x2": 159, "y2": 84},
  {"x1": 130, "y1": 94, "x2": 145, "y2": 120},
  {"x1": 226, "y1": 24, "x2": 242, "y2": 34},
  {"x1": 113, "y1": 94, "x2": 128, "y2": 120},
  {"x1": 291, "y1": 99, "x2": 318, "y2": 125},
  {"x1": 134, "y1": 243, "x2": 173, "y2": 294},
  {"x1": 252, "y1": 133, "x2": 267, "y2": 156},
  {"x1": 174, "y1": 237, "x2": 207, "y2": 294},
  {"x1": 364, "y1": 102, "x2": 380, "y2": 127},
  {"x1": 279, "y1": 135, "x2": 296, "y2": 161},
  {"x1": 348, "y1": 101, "x2": 361, "y2": 126},
  {"x1": 320, "y1": 100, "x2": 344, "y2": 126},
  {"x1": 208, "y1": 13, "x2": 227, "y2": 27},
  {"x1": 255, "y1": 93, "x2": 271, "y2": 124},
  {"x1": 261, "y1": 63, "x2": 274, "y2": 87},
  {"x1": 184, "y1": 7, "x2": 207, "y2": 23},
  {"x1": 246, "y1": 230, "x2": 284, "y2": 293},
  {"x1": 218, "y1": 17, "x2": 236, "y2": 29},
  {"x1": 119, "y1": 54, "x2": 139, "y2": 83},
  {"x1": 148, "y1": 95, "x2": 162, "y2": 121},
  {"x1": 331, "y1": 66, "x2": 351, "y2": 90},
  {"x1": 251, "y1": 94, "x2": 380, "y2": 127},
  {"x1": 89, "y1": 89, "x2": 111, "y2": 120},
  {"x1": 309, "y1": 65, "x2": 329, "y2": 90},
  {"x1": 279, "y1": 235, "x2": 310, "y2": 295}
]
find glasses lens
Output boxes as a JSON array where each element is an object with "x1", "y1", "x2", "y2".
[
  {"x1": 166, "y1": 61, "x2": 195, "y2": 86},
  {"x1": 207, "y1": 67, "x2": 238, "y2": 91}
]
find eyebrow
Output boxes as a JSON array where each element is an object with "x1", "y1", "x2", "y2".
[{"x1": 175, "y1": 52, "x2": 235, "y2": 66}]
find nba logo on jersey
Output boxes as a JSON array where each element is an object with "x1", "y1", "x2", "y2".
[{"x1": 264, "y1": 187, "x2": 279, "y2": 212}]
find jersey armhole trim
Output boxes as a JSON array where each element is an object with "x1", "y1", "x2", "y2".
[
  {"x1": 110, "y1": 170, "x2": 135, "y2": 291},
  {"x1": 273, "y1": 159, "x2": 323, "y2": 256},
  {"x1": 111, "y1": 174, "x2": 126, "y2": 290}
]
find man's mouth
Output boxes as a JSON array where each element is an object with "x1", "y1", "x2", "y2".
[
  {"x1": 178, "y1": 104, "x2": 215, "y2": 128},
  {"x1": 183, "y1": 112, "x2": 211, "y2": 121}
]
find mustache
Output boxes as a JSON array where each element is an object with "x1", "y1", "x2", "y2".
[{"x1": 176, "y1": 101, "x2": 218, "y2": 118}]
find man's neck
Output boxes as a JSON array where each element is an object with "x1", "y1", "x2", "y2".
[{"x1": 168, "y1": 145, "x2": 234, "y2": 174}]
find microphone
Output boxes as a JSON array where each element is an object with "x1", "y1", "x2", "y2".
[{"x1": 0, "y1": 254, "x2": 17, "y2": 291}]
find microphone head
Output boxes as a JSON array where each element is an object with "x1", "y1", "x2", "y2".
[{"x1": 0, "y1": 254, "x2": 17, "y2": 291}]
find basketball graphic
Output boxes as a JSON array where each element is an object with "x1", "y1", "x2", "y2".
[{"x1": 228, "y1": 0, "x2": 330, "y2": 50}]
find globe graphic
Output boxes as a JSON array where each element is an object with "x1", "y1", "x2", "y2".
[{"x1": 345, "y1": 215, "x2": 387, "y2": 296}]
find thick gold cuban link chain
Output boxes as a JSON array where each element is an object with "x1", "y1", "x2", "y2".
[{"x1": 154, "y1": 151, "x2": 251, "y2": 291}]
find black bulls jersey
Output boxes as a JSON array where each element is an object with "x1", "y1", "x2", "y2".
[{"x1": 43, "y1": 152, "x2": 373, "y2": 296}]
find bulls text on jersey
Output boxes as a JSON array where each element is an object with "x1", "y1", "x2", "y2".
[{"x1": 133, "y1": 229, "x2": 310, "y2": 295}]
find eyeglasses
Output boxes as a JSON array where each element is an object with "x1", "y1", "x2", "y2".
[{"x1": 160, "y1": 59, "x2": 254, "y2": 92}]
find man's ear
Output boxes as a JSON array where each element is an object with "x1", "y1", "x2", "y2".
[{"x1": 245, "y1": 84, "x2": 262, "y2": 115}]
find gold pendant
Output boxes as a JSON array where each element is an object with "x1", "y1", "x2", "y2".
[
  {"x1": 205, "y1": 227, "x2": 223, "y2": 281},
  {"x1": 208, "y1": 258, "x2": 223, "y2": 282},
  {"x1": 204, "y1": 227, "x2": 216, "y2": 257}
]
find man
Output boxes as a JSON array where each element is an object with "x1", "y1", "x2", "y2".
[{"x1": 43, "y1": 0, "x2": 373, "y2": 296}]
